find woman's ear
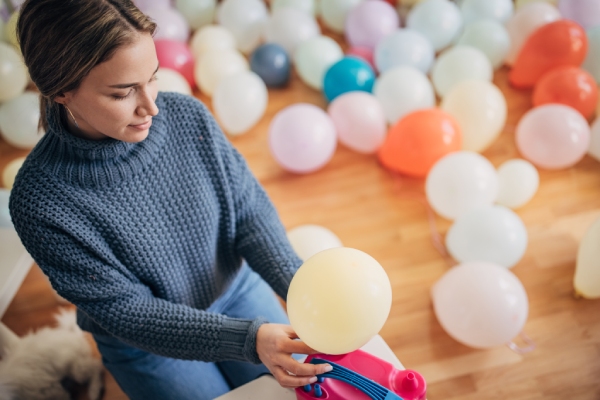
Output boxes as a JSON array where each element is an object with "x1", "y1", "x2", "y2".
[{"x1": 53, "y1": 92, "x2": 72, "y2": 105}]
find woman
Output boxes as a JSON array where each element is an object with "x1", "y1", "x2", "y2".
[{"x1": 10, "y1": 0, "x2": 331, "y2": 398}]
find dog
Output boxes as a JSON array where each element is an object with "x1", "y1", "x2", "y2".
[{"x1": 0, "y1": 308, "x2": 104, "y2": 400}]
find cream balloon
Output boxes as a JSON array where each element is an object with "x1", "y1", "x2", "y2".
[
  {"x1": 441, "y1": 80, "x2": 506, "y2": 153},
  {"x1": 0, "y1": 42, "x2": 28, "y2": 103},
  {"x1": 194, "y1": 49, "x2": 248, "y2": 97},
  {"x1": 496, "y1": 159, "x2": 539, "y2": 209},
  {"x1": 406, "y1": 0, "x2": 462, "y2": 52},
  {"x1": 272, "y1": 0, "x2": 316, "y2": 16},
  {"x1": 5, "y1": 11, "x2": 19, "y2": 48},
  {"x1": 575, "y1": 217, "x2": 600, "y2": 299},
  {"x1": 263, "y1": 7, "x2": 320, "y2": 56},
  {"x1": 460, "y1": 0, "x2": 513, "y2": 25},
  {"x1": 0, "y1": 92, "x2": 44, "y2": 149},
  {"x1": 2, "y1": 156, "x2": 25, "y2": 190},
  {"x1": 212, "y1": 71, "x2": 267, "y2": 136},
  {"x1": 216, "y1": 0, "x2": 268, "y2": 54},
  {"x1": 320, "y1": 0, "x2": 364, "y2": 33},
  {"x1": 432, "y1": 45, "x2": 493, "y2": 98},
  {"x1": 287, "y1": 224, "x2": 343, "y2": 261},
  {"x1": 176, "y1": 0, "x2": 216, "y2": 30},
  {"x1": 456, "y1": 19, "x2": 510, "y2": 69},
  {"x1": 287, "y1": 247, "x2": 392, "y2": 355},
  {"x1": 373, "y1": 66, "x2": 435, "y2": 125},
  {"x1": 294, "y1": 36, "x2": 343, "y2": 90},
  {"x1": 190, "y1": 25, "x2": 237, "y2": 59},
  {"x1": 431, "y1": 261, "x2": 529, "y2": 348},
  {"x1": 155, "y1": 68, "x2": 192, "y2": 95}
]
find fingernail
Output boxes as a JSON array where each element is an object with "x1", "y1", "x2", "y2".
[
  {"x1": 309, "y1": 376, "x2": 318, "y2": 383},
  {"x1": 323, "y1": 364, "x2": 333, "y2": 372}
]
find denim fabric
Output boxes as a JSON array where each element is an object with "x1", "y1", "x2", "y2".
[{"x1": 93, "y1": 264, "x2": 290, "y2": 400}]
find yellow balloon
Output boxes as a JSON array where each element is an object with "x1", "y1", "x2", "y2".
[
  {"x1": 6, "y1": 12, "x2": 19, "y2": 49},
  {"x1": 575, "y1": 217, "x2": 600, "y2": 299},
  {"x1": 287, "y1": 247, "x2": 392, "y2": 355}
]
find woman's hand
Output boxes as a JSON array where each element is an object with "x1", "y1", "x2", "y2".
[{"x1": 256, "y1": 323, "x2": 332, "y2": 388}]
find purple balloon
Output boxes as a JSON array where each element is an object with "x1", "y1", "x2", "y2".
[
  {"x1": 345, "y1": 1, "x2": 400, "y2": 50},
  {"x1": 558, "y1": 0, "x2": 600, "y2": 30},
  {"x1": 146, "y1": 7, "x2": 190, "y2": 42},
  {"x1": 269, "y1": 104, "x2": 337, "y2": 174},
  {"x1": 134, "y1": 0, "x2": 172, "y2": 13}
]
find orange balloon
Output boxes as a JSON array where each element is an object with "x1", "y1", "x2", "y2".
[
  {"x1": 378, "y1": 109, "x2": 461, "y2": 178},
  {"x1": 533, "y1": 66, "x2": 599, "y2": 119},
  {"x1": 509, "y1": 20, "x2": 588, "y2": 89}
]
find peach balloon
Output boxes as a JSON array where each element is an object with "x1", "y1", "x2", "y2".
[{"x1": 378, "y1": 109, "x2": 462, "y2": 178}]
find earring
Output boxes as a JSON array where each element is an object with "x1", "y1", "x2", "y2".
[{"x1": 64, "y1": 105, "x2": 80, "y2": 129}]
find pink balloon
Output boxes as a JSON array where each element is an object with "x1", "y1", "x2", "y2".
[
  {"x1": 345, "y1": 1, "x2": 399, "y2": 50},
  {"x1": 269, "y1": 104, "x2": 337, "y2": 174},
  {"x1": 516, "y1": 104, "x2": 590, "y2": 170},
  {"x1": 134, "y1": 0, "x2": 171, "y2": 13},
  {"x1": 146, "y1": 7, "x2": 189, "y2": 42},
  {"x1": 327, "y1": 92, "x2": 386, "y2": 154},
  {"x1": 154, "y1": 40, "x2": 196, "y2": 88},
  {"x1": 346, "y1": 47, "x2": 376, "y2": 72}
]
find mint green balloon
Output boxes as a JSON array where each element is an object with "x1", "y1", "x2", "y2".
[
  {"x1": 457, "y1": 19, "x2": 510, "y2": 69},
  {"x1": 294, "y1": 36, "x2": 343, "y2": 90},
  {"x1": 583, "y1": 27, "x2": 600, "y2": 84},
  {"x1": 176, "y1": 0, "x2": 216, "y2": 30}
]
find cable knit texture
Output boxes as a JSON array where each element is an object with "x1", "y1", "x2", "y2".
[{"x1": 9, "y1": 92, "x2": 302, "y2": 364}]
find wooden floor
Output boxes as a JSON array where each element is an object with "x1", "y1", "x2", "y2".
[{"x1": 2, "y1": 31, "x2": 600, "y2": 400}]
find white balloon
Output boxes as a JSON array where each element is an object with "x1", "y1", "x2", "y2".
[
  {"x1": 176, "y1": 0, "x2": 216, "y2": 30},
  {"x1": 575, "y1": 217, "x2": 600, "y2": 299},
  {"x1": 504, "y1": 2, "x2": 561, "y2": 66},
  {"x1": 426, "y1": 151, "x2": 499, "y2": 220},
  {"x1": 374, "y1": 29, "x2": 435, "y2": 74},
  {"x1": 446, "y1": 205, "x2": 528, "y2": 268},
  {"x1": 496, "y1": 159, "x2": 539, "y2": 209},
  {"x1": 272, "y1": 0, "x2": 316, "y2": 16},
  {"x1": 456, "y1": 19, "x2": 510, "y2": 69},
  {"x1": 263, "y1": 7, "x2": 320, "y2": 56},
  {"x1": 0, "y1": 92, "x2": 44, "y2": 149},
  {"x1": 431, "y1": 261, "x2": 529, "y2": 348},
  {"x1": 145, "y1": 7, "x2": 190, "y2": 42},
  {"x1": 190, "y1": 25, "x2": 237, "y2": 60},
  {"x1": 287, "y1": 224, "x2": 343, "y2": 261},
  {"x1": 0, "y1": 42, "x2": 28, "y2": 103},
  {"x1": 213, "y1": 71, "x2": 268, "y2": 136},
  {"x1": 460, "y1": 0, "x2": 514, "y2": 24},
  {"x1": 217, "y1": 0, "x2": 268, "y2": 54},
  {"x1": 194, "y1": 49, "x2": 249, "y2": 97},
  {"x1": 320, "y1": 0, "x2": 364, "y2": 33},
  {"x1": 2, "y1": 156, "x2": 25, "y2": 190},
  {"x1": 294, "y1": 36, "x2": 343, "y2": 90},
  {"x1": 406, "y1": 0, "x2": 462, "y2": 52},
  {"x1": 432, "y1": 45, "x2": 493, "y2": 97},
  {"x1": 155, "y1": 68, "x2": 192, "y2": 95},
  {"x1": 373, "y1": 66, "x2": 435, "y2": 125},
  {"x1": 441, "y1": 79, "x2": 507, "y2": 153},
  {"x1": 0, "y1": 188, "x2": 11, "y2": 228},
  {"x1": 590, "y1": 117, "x2": 600, "y2": 162}
]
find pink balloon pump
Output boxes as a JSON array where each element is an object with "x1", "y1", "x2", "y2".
[{"x1": 295, "y1": 349, "x2": 426, "y2": 400}]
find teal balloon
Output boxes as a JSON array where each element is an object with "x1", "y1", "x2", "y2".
[
  {"x1": 583, "y1": 27, "x2": 600, "y2": 84},
  {"x1": 322, "y1": 56, "x2": 376, "y2": 102}
]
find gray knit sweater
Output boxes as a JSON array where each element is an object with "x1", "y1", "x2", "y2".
[{"x1": 9, "y1": 92, "x2": 302, "y2": 364}]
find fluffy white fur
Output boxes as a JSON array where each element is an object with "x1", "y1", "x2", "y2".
[{"x1": 0, "y1": 309, "x2": 104, "y2": 400}]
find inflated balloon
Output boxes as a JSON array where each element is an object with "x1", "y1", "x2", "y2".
[
  {"x1": 574, "y1": 217, "x2": 600, "y2": 299},
  {"x1": 287, "y1": 224, "x2": 343, "y2": 261},
  {"x1": 0, "y1": 92, "x2": 44, "y2": 149},
  {"x1": 532, "y1": 67, "x2": 598, "y2": 119},
  {"x1": 327, "y1": 92, "x2": 387, "y2": 154},
  {"x1": 426, "y1": 151, "x2": 499, "y2": 220},
  {"x1": 0, "y1": 43, "x2": 27, "y2": 103},
  {"x1": 217, "y1": 0, "x2": 268, "y2": 54},
  {"x1": 589, "y1": 117, "x2": 600, "y2": 162},
  {"x1": 431, "y1": 261, "x2": 529, "y2": 349},
  {"x1": 516, "y1": 104, "x2": 590, "y2": 170},
  {"x1": 2, "y1": 156, "x2": 25, "y2": 190},
  {"x1": 322, "y1": 57, "x2": 376, "y2": 102},
  {"x1": 287, "y1": 247, "x2": 392, "y2": 355},
  {"x1": 378, "y1": 109, "x2": 462, "y2": 178},
  {"x1": 346, "y1": 47, "x2": 375, "y2": 72},
  {"x1": 250, "y1": 43, "x2": 290, "y2": 88},
  {"x1": 134, "y1": 0, "x2": 170, "y2": 13},
  {"x1": 406, "y1": 0, "x2": 462, "y2": 52},
  {"x1": 269, "y1": 103, "x2": 337, "y2": 173},
  {"x1": 344, "y1": 0, "x2": 399, "y2": 50},
  {"x1": 194, "y1": 49, "x2": 249, "y2": 97},
  {"x1": 509, "y1": 20, "x2": 588, "y2": 89},
  {"x1": 441, "y1": 80, "x2": 506, "y2": 153},
  {"x1": 175, "y1": 0, "x2": 216, "y2": 30},
  {"x1": 5, "y1": 11, "x2": 18, "y2": 48},
  {"x1": 558, "y1": 0, "x2": 600, "y2": 30},
  {"x1": 213, "y1": 71, "x2": 267, "y2": 136},
  {"x1": 505, "y1": 2, "x2": 561, "y2": 66},
  {"x1": 0, "y1": 189, "x2": 11, "y2": 228},
  {"x1": 496, "y1": 159, "x2": 539, "y2": 209},
  {"x1": 272, "y1": 0, "x2": 316, "y2": 16},
  {"x1": 374, "y1": 29, "x2": 435, "y2": 74},
  {"x1": 294, "y1": 36, "x2": 343, "y2": 90},
  {"x1": 373, "y1": 66, "x2": 435, "y2": 125},
  {"x1": 154, "y1": 40, "x2": 195, "y2": 88},
  {"x1": 582, "y1": 26, "x2": 600, "y2": 84},
  {"x1": 456, "y1": 19, "x2": 510, "y2": 69},
  {"x1": 516, "y1": 0, "x2": 558, "y2": 8},
  {"x1": 190, "y1": 25, "x2": 237, "y2": 60},
  {"x1": 155, "y1": 68, "x2": 192, "y2": 95},
  {"x1": 320, "y1": 0, "x2": 364, "y2": 33},
  {"x1": 431, "y1": 46, "x2": 493, "y2": 97},
  {"x1": 446, "y1": 205, "x2": 528, "y2": 268},
  {"x1": 263, "y1": 7, "x2": 320, "y2": 56},
  {"x1": 460, "y1": 0, "x2": 514, "y2": 25},
  {"x1": 145, "y1": 7, "x2": 190, "y2": 43}
]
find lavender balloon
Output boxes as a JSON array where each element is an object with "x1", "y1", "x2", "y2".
[
  {"x1": 146, "y1": 7, "x2": 190, "y2": 42},
  {"x1": 345, "y1": 0, "x2": 399, "y2": 50},
  {"x1": 558, "y1": 0, "x2": 600, "y2": 30},
  {"x1": 134, "y1": 0, "x2": 171, "y2": 13}
]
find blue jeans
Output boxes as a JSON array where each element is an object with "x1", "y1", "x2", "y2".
[{"x1": 93, "y1": 264, "x2": 290, "y2": 400}]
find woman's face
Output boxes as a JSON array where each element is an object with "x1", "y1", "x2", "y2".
[{"x1": 56, "y1": 33, "x2": 160, "y2": 143}]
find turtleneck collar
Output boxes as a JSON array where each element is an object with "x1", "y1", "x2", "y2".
[{"x1": 28, "y1": 93, "x2": 168, "y2": 188}]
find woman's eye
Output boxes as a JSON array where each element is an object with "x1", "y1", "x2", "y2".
[{"x1": 112, "y1": 90, "x2": 133, "y2": 100}]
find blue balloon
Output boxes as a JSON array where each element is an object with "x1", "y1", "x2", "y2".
[
  {"x1": 323, "y1": 56, "x2": 376, "y2": 102},
  {"x1": 250, "y1": 43, "x2": 291, "y2": 88}
]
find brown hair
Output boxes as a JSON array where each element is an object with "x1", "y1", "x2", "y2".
[{"x1": 17, "y1": 0, "x2": 156, "y2": 132}]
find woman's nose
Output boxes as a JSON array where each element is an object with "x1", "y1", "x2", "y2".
[{"x1": 137, "y1": 88, "x2": 159, "y2": 117}]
